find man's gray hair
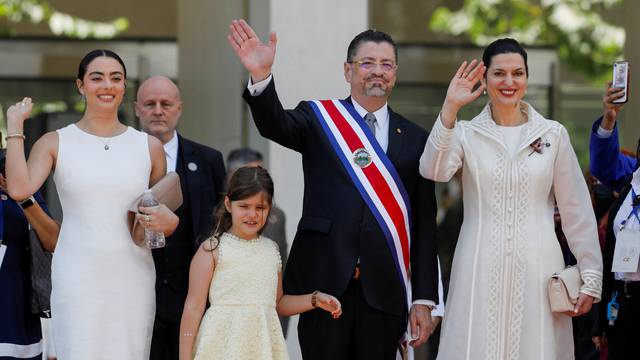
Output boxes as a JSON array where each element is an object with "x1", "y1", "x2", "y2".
[{"x1": 226, "y1": 147, "x2": 263, "y2": 174}]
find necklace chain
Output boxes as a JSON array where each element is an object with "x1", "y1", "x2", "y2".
[
  {"x1": 96, "y1": 137, "x2": 112, "y2": 150},
  {"x1": 76, "y1": 124, "x2": 125, "y2": 151}
]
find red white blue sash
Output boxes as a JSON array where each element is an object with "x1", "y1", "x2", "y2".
[{"x1": 308, "y1": 99, "x2": 412, "y2": 310}]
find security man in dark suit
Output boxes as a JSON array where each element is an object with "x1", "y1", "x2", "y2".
[
  {"x1": 229, "y1": 20, "x2": 439, "y2": 359},
  {"x1": 135, "y1": 76, "x2": 226, "y2": 360}
]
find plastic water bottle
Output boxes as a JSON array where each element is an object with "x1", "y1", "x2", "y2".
[{"x1": 140, "y1": 190, "x2": 166, "y2": 249}]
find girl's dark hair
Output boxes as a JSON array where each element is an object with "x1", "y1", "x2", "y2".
[
  {"x1": 482, "y1": 38, "x2": 528, "y2": 77},
  {"x1": 77, "y1": 49, "x2": 127, "y2": 80},
  {"x1": 204, "y1": 166, "x2": 274, "y2": 249}
]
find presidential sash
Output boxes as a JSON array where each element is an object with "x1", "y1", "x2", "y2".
[{"x1": 308, "y1": 99, "x2": 413, "y2": 311}]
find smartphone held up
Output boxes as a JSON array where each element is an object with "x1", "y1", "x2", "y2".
[{"x1": 612, "y1": 61, "x2": 629, "y2": 104}]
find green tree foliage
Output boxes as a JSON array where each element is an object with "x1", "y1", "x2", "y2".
[
  {"x1": 0, "y1": 0, "x2": 128, "y2": 38},
  {"x1": 430, "y1": 0, "x2": 625, "y2": 81}
]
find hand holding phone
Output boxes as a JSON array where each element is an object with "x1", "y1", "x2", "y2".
[{"x1": 612, "y1": 61, "x2": 630, "y2": 104}]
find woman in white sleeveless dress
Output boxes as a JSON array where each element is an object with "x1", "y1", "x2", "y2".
[{"x1": 5, "y1": 50, "x2": 179, "y2": 359}]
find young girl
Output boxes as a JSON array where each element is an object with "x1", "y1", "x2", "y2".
[{"x1": 179, "y1": 166, "x2": 341, "y2": 360}]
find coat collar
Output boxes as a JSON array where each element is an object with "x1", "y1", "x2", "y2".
[
  {"x1": 386, "y1": 108, "x2": 405, "y2": 163},
  {"x1": 467, "y1": 102, "x2": 554, "y2": 154}
]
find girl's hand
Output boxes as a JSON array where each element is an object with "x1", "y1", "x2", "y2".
[
  {"x1": 440, "y1": 60, "x2": 486, "y2": 128},
  {"x1": 316, "y1": 292, "x2": 342, "y2": 319},
  {"x1": 6, "y1": 97, "x2": 34, "y2": 127}
]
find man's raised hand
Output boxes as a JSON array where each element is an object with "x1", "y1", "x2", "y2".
[{"x1": 227, "y1": 19, "x2": 277, "y2": 83}]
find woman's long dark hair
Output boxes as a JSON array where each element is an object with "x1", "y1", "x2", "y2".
[{"x1": 203, "y1": 166, "x2": 274, "y2": 250}]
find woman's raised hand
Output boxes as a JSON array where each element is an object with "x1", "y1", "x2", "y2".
[
  {"x1": 440, "y1": 60, "x2": 486, "y2": 128},
  {"x1": 6, "y1": 97, "x2": 34, "y2": 127},
  {"x1": 227, "y1": 19, "x2": 277, "y2": 83}
]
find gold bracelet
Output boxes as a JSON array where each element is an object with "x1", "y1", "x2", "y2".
[
  {"x1": 311, "y1": 290, "x2": 318, "y2": 308},
  {"x1": 5, "y1": 133, "x2": 26, "y2": 141}
]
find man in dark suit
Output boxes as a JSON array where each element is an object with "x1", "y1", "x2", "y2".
[
  {"x1": 229, "y1": 20, "x2": 439, "y2": 359},
  {"x1": 135, "y1": 76, "x2": 226, "y2": 360}
]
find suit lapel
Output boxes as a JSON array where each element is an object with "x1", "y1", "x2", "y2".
[
  {"x1": 177, "y1": 135, "x2": 202, "y2": 235},
  {"x1": 386, "y1": 108, "x2": 405, "y2": 166}
]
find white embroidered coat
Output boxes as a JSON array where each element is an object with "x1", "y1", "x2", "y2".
[{"x1": 420, "y1": 104, "x2": 603, "y2": 360}]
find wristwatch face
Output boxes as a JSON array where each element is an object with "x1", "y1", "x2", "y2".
[{"x1": 20, "y1": 197, "x2": 35, "y2": 209}]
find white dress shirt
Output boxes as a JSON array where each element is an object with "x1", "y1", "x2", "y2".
[
  {"x1": 351, "y1": 99, "x2": 390, "y2": 152},
  {"x1": 163, "y1": 131, "x2": 179, "y2": 173}
]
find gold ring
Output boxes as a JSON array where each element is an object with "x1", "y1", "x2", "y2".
[{"x1": 144, "y1": 215, "x2": 151, "y2": 222}]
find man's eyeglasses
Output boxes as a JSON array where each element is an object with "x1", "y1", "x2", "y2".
[{"x1": 348, "y1": 60, "x2": 397, "y2": 72}]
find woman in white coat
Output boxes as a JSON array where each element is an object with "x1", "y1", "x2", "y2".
[{"x1": 419, "y1": 38, "x2": 603, "y2": 360}]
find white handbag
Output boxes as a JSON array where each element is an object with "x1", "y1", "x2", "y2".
[{"x1": 548, "y1": 265, "x2": 582, "y2": 313}]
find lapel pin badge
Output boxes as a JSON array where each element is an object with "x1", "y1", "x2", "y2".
[{"x1": 187, "y1": 162, "x2": 198, "y2": 172}]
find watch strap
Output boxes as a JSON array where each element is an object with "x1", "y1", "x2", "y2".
[{"x1": 19, "y1": 196, "x2": 36, "y2": 210}]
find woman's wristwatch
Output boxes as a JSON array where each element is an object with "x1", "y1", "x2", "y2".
[{"x1": 19, "y1": 196, "x2": 36, "y2": 210}]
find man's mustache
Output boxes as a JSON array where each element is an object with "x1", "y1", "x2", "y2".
[{"x1": 365, "y1": 74, "x2": 386, "y2": 81}]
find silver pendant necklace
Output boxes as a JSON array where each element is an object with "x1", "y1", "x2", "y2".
[{"x1": 96, "y1": 137, "x2": 112, "y2": 150}]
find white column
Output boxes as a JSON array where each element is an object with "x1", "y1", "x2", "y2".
[{"x1": 177, "y1": 0, "x2": 245, "y2": 155}]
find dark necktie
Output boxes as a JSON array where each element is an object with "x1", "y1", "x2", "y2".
[{"x1": 364, "y1": 112, "x2": 377, "y2": 136}]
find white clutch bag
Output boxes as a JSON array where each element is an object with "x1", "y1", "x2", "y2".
[
  {"x1": 126, "y1": 172, "x2": 183, "y2": 236},
  {"x1": 548, "y1": 265, "x2": 582, "y2": 313},
  {"x1": 128, "y1": 171, "x2": 183, "y2": 213}
]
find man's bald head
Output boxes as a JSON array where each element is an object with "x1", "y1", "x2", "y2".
[
  {"x1": 137, "y1": 76, "x2": 181, "y2": 101},
  {"x1": 136, "y1": 76, "x2": 183, "y2": 144}
]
